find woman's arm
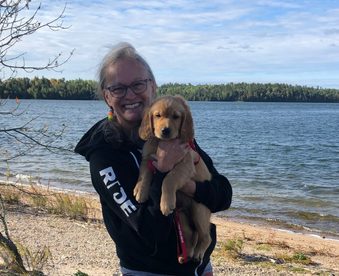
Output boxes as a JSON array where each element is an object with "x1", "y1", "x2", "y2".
[
  {"x1": 89, "y1": 149, "x2": 175, "y2": 243},
  {"x1": 183, "y1": 140, "x2": 232, "y2": 213}
]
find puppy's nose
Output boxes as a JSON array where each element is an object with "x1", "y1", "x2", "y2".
[{"x1": 162, "y1": 127, "x2": 171, "y2": 136}]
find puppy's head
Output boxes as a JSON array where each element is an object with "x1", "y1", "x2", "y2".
[{"x1": 139, "y1": 95, "x2": 194, "y2": 142}]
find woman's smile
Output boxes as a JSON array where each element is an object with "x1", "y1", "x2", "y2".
[{"x1": 123, "y1": 102, "x2": 141, "y2": 109}]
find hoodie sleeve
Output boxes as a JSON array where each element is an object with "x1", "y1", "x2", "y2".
[
  {"x1": 193, "y1": 140, "x2": 233, "y2": 213},
  {"x1": 88, "y1": 148, "x2": 174, "y2": 244}
]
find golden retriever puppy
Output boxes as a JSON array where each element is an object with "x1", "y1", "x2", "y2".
[{"x1": 133, "y1": 95, "x2": 212, "y2": 263}]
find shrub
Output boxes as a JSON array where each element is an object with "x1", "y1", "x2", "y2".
[{"x1": 222, "y1": 236, "x2": 244, "y2": 259}]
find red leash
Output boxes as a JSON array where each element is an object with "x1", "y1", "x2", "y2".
[
  {"x1": 148, "y1": 160, "x2": 189, "y2": 263},
  {"x1": 174, "y1": 207, "x2": 188, "y2": 263},
  {"x1": 147, "y1": 140, "x2": 201, "y2": 264}
]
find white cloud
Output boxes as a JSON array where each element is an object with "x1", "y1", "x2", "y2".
[{"x1": 4, "y1": 0, "x2": 339, "y2": 88}]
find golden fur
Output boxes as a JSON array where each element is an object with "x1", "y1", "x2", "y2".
[{"x1": 133, "y1": 95, "x2": 212, "y2": 263}]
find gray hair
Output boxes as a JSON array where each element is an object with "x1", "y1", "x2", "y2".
[
  {"x1": 94, "y1": 42, "x2": 155, "y2": 148},
  {"x1": 96, "y1": 42, "x2": 156, "y2": 101}
]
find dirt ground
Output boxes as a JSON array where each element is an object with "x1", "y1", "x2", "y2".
[{"x1": 1, "y1": 185, "x2": 338, "y2": 275}]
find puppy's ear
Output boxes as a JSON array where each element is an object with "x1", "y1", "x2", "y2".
[
  {"x1": 179, "y1": 97, "x2": 194, "y2": 143},
  {"x1": 139, "y1": 106, "x2": 154, "y2": 140}
]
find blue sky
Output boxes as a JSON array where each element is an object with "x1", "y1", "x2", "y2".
[{"x1": 6, "y1": 0, "x2": 339, "y2": 88}]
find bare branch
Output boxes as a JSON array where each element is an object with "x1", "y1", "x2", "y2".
[
  {"x1": 0, "y1": 2, "x2": 74, "y2": 272},
  {"x1": 1, "y1": 113, "x2": 73, "y2": 160},
  {"x1": 1, "y1": 100, "x2": 73, "y2": 163},
  {"x1": 2, "y1": 48, "x2": 75, "y2": 73},
  {"x1": 0, "y1": 97, "x2": 27, "y2": 115},
  {"x1": 0, "y1": 1, "x2": 75, "y2": 78}
]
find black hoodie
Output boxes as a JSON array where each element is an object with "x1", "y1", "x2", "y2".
[{"x1": 74, "y1": 118, "x2": 232, "y2": 276}]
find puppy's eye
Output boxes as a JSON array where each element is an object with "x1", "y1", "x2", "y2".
[
  {"x1": 173, "y1": 115, "x2": 179, "y2": 120},
  {"x1": 155, "y1": 114, "x2": 161, "y2": 118}
]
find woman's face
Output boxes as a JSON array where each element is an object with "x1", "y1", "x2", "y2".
[{"x1": 104, "y1": 58, "x2": 155, "y2": 131}]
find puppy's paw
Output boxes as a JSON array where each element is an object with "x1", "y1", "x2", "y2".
[
  {"x1": 160, "y1": 195, "x2": 176, "y2": 216},
  {"x1": 192, "y1": 250, "x2": 204, "y2": 262},
  {"x1": 192, "y1": 245, "x2": 209, "y2": 262},
  {"x1": 133, "y1": 182, "x2": 149, "y2": 203}
]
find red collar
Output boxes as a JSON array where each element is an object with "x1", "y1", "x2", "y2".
[{"x1": 189, "y1": 140, "x2": 201, "y2": 165}]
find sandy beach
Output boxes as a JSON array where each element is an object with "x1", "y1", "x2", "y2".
[{"x1": 1, "y1": 186, "x2": 338, "y2": 276}]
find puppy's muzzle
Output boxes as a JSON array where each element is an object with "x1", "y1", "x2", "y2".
[{"x1": 162, "y1": 127, "x2": 171, "y2": 137}]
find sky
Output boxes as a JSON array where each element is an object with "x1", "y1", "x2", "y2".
[{"x1": 5, "y1": 0, "x2": 339, "y2": 88}]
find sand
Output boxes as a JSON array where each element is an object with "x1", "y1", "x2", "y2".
[{"x1": 0, "y1": 185, "x2": 338, "y2": 276}]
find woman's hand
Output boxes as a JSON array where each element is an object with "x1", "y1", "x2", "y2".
[{"x1": 154, "y1": 139, "x2": 190, "y2": 172}]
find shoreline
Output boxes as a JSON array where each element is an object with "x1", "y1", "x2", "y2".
[
  {"x1": 0, "y1": 183, "x2": 339, "y2": 275},
  {"x1": 221, "y1": 215, "x2": 339, "y2": 242},
  {"x1": 2, "y1": 179, "x2": 339, "y2": 242},
  {"x1": 215, "y1": 215, "x2": 339, "y2": 243}
]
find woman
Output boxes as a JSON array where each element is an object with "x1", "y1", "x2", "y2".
[{"x1": 74, "y1": 42, "x2": 232, "y2": 276}]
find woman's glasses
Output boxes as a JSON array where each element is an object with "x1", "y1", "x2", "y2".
[{"x1": 105, "y1": 79, "x2": 152, "y2": 98}]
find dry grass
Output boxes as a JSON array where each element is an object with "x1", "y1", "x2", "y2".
[
  {"x1": 213, "y1": 224, "x2": 338, "y2": 275},
  {"x1": 221, "y1": 235, "x2": 244, "y2": 259},
  {"x1": 0, "y1": 183, "x2": 101, "y2": 275},
  {"x1": 0, "y1": 184, "x2": 95, "y2": 222}
]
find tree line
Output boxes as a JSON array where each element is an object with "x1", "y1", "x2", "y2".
[
  {"x1": 1, "y1": 77, "x2": 339, "y2": 102},
  {"x1": 157, "y1": 82, "x2": 339, "y2": 102},
  {"x1": 0, "y1": 77, "x2": 97, "y2": 100}
]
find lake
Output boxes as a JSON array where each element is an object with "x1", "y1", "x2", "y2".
[{"x1": 1, "y1": 99, "x2": 338, "y2": 238}]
